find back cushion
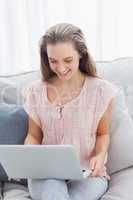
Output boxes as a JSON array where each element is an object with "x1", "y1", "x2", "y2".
[
  {"x1": 96, "y1": 57, "x2": 133, "y2": 120},
  {"x1": 107, "y1": 88, "x2": 133, "y2": 174},
  {"x1": 0, "y1": 71, "x2": 40, "y2": 105},
  {"x1": 0, "y1": 103, "x2": 28, "y2": 181}
]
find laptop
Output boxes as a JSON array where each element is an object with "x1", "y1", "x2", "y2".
[{"x1": 0, "y1": 145, "x2": 91, "y2": 180}]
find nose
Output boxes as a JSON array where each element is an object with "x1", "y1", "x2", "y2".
[{"x1": 57, "y1": 65, "x2": 66, "y2": 72}]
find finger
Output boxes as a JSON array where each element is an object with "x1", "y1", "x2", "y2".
[
  {"x1": 89, "y1": 160, "x2": 96, "y2": 171},
  {"x1": 91, "y1": 170, "x2": 100, "y2": 177},
  {"x1": 91, "y1": 166, "x2": 101, "y2": 177},
  {"x1": 91, "y1": 169, "x2": 98, "y2": 177}
]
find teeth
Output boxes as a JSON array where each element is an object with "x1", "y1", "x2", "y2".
[{"x1": 60, "y1": 70, "x2": 69, "y2": 75}]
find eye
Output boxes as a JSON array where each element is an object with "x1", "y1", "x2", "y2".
[
  {"x1": 50, "y1": 60, "x2": 57, "y2": 64},
  {"x1": 65, "y1": 60, "x2": 72, "y2": 63}
]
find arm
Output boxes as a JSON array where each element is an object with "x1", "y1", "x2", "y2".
[
  {"x1": 95, "y1": 99, "x2": 113, "y2": 157},
  {"x1": 24, "y1": 116, "x2": 43, "y2": 145},
  {"x1": 90, "y1": 99, "x2": 113, "y2": 176}
]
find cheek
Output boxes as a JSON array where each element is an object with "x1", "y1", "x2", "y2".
[
  {"x1": 69, "y1": 61, "x2": 79, "y2": 71},
  {"x1": 49, "y1": 64, "x2": 57, "y2": 71}
]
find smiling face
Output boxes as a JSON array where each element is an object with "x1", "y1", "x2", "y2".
[{"x1": 47, "y1": 42, "x2": 81, "y2": 82}]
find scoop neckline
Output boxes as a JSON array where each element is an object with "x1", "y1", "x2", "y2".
[{"x1": 44, "y1": 75, "x2": 88, "y2": 108}]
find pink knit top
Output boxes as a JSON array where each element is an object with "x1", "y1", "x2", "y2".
[{"x1": 22, "y1": 75, "x2": 119, "y2": 179}]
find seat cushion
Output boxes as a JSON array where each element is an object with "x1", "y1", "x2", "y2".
[{"x1": 101, "y1": 167, "x2": 133, "y2": 200}]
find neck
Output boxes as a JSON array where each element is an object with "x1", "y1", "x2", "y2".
[{"x1": 54, "y1": 70, "x2": 85, "y2": 90}]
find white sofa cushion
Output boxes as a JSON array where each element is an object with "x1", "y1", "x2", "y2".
[
  {"x1": 0, "y1": 71, "x2": 40, "y2": 105},
  {"x1": 101, "y1": 167, "x2": 133, "y2": 200},
  {"x1": 107, "y1": 87, "x2": 133, "y2": 174},
  {"x1": 96, "y1": 57, "x2": 133, "y2": 120}
]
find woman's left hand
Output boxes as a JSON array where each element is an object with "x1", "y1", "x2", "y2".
[{"x1": 89, "y1": 154, "x2": 105, "y2": 177}]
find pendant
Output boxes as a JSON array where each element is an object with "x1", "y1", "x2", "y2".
[{"x1": 56, "y1": 106, "x2": 63, "y2": 119}]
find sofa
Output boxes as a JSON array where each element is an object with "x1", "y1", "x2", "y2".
[{"x1": 0, "y1": 57, "x2": 133, "y2": 199}]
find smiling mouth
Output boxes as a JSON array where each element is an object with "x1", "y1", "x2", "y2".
[{"x1": 58, "y1": 69, "x2": 71, "y2": 76}]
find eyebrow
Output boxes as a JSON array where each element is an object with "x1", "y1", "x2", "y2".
[{"x1": 49, "y1": 56, "x2": 73, "y2": 60}]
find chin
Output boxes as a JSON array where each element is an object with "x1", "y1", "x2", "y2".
[{"x1": 57, "y1": 72, "x2": 73, "y2": 81}]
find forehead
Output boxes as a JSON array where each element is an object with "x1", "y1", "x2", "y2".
[{"x1": 47, "y1": 42, "x2": 78, "y2": 59}]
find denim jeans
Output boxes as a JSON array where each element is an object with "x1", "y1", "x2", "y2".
[{"x1": 28, "y1": 176, "x2": 108, "y2": 200}]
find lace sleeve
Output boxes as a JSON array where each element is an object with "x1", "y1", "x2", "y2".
[
  {"x1": 98, "y1": 79, "x2": 120, "y2": 120},
  {"x1": 21, "y1": 84, "x2": 41, "y2": 127}
]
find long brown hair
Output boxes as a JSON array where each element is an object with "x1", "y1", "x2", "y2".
[{"x1": 39, "y1": 23, "x2": 99, "y2": 82}]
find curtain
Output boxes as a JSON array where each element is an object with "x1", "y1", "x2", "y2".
[{"x1": 0, "y1": 0, "x2": 133, "y2": 75}]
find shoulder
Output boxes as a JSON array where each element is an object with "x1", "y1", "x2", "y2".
[
  {"x1": 86, "y1": 76, "x2": 119, "y2": 92},
  {"x1": 21, "y1": 79, "x2": 46, "y2": 97},
  {"x1": 88, "y1": 76, "x2": 119, "y2": 93},
  {"x1": 95, "y1": 78, "x2": 120, "y2": 110},
  {"x1": 87, "y1": 76, "x2": 114, "y2": 86},
  {"x1": 86, "y1": 76, "x2": 120, "y2": 107},
  {"x1": 97, "y1": 78, "x2": 120, "y2": 96}
]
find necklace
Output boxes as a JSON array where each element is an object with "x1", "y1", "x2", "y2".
[
  {"x1": 55, "y1": 89, "x2": 80, "y2": 119},
  {"x1": 55, "y1": 79, "x2": 86, "y2": 119},
  {"x1": 56, "y1": 104, "x2": 64, "y2": 119},
  {"x1": 49, "y1": 74, "x2": 87, "y2": 119}
]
